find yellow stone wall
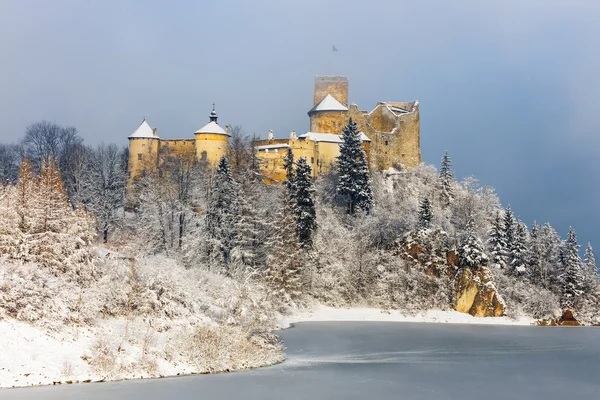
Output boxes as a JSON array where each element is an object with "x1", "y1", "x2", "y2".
[
  {"x1": 195, "y1": 133, "x2": 229, "y2": 165},
  {"x1": 128, "y1": 138, "x2": 160, "y2": 179},
  {"x1": 314, "y1": 76, "x2": 348, "y2": 106},
  {"x1": 309, "y1": 110, "x2": 349, "y2": 134}
]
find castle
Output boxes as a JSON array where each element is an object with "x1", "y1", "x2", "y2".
[{"x1": 127, "y1": 76, "x2": 420, "y2": 182}]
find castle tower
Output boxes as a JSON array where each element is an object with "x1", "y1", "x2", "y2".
[
  {"x1": 194, "y1": 105, "x2": 230, "y2": 165},
  {"x1": 308, "y1": 76, "x2": 349, "y2": 133},
  {"x1": 128, "y1": 118, "x2": 160, "y2": 181}
]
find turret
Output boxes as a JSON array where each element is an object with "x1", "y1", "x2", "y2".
[
  {"x1": 194, "y1": 105, "x2": 230, "y2": 165},
  {"x1": 128, "y1": 118, "x2": 160, "y2": 181}
]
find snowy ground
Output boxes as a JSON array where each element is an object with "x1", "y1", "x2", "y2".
[
  {"x1": 278, "y1": 305, "x2": 535, "y2": 329},
  {"x1": 0, "y1": 317, "x2": 282, "y2": 389}
]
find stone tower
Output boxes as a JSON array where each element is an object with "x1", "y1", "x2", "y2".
[
  {"x1": 194, "y1": 106, "x2": 230, "y2": 165},
  {"x1": 309, "y1": 76, "x2": 349, "y2": 134},
  {"x1": 128, "y1": 119, "x2": 160, "y2": 180}
]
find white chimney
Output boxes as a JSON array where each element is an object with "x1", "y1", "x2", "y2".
[
  {"x1": 268, "y1": 129, "x2": 274, "y2": 140},
  {"x1": 290, "y1": 130, "x2": 296, "y2": 139}
]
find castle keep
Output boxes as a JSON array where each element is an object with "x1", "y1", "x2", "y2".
[
  {"x1": 127, "y1": 76, "x2": 420, "y2": 182},
  {"x1": 253, "y1": 76, "x2": 421, "y2": 181}
]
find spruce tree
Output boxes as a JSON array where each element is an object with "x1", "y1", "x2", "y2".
[
  {"x1": 417, "y1": 197, "x2": 433, "y2": 230},
  {"x1": 583, "y1": 242, "x2": 598, "y2": 289},
  {"x1": 283, "y1": 147, "x2": 295, "y2": 198},
  {"x1": 438, "y1": 151, "x2": 454, "y2": 208},
  {"x1": 487, "y1": 212, "x2": 507, "y2": 269},
  {"x1": 459, "y1": 216, "x2": 489, "y2": 269},
  {"x1": 559, "y1": 227, "x2": 586, "y2": 309},
  {"x1": 205, "y1": 156, "x2": 239, "y2": 267},
  {"x1": 509, "y1": 220, "x2": 528, "y2": 276},
  {"x1": 335, "y1": 118, "x2": 373, "y2": 215},
  {"x1": 503, "y1": 205, "x2": 516, "y2": 266},
  {"x1": 265, "y1": 190, "x2": 302, "y2": 303},
  {"x1": 293, "y1": 157, "x2": 317, "y2": 248}
]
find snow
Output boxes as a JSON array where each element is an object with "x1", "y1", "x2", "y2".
[
  {"x1": 298, "y1": 131, "x2": 371, "y2": 143},
  {"x1": 194, "y1": 121, "x2": 228, "y2": 135},
  {"x1": 278, "y1": 305, "x2": 535, "y2": 329},
  {"x1": 128, "y1": 120, "x2": 157, "y2": 139},
  {"x1": 255, "y1": 144, "x2": 291, "y2": 150},
  {"x1": 309, "y1": 94, "x2": 348, "y2": 112}
]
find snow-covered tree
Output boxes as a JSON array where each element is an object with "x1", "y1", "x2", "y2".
[
  {"x1": 81, "y1": 144, "x2": 126, "y2": 243},
  {"x1": 438, "y1": 151, "x2": 454, "y2": 208},
  {"x1": 265, "y1": 190, "x2": 302, "y2": 303},
  {"x1": 283, "y1": 147, "x2": 295, "y2": 198},
  {"x1": 335, "y1": 118, "x2": 373, "y2": 215},
  {"x1": 509, "y1": 220, "x2": 528, "y2": 276},
  {"x1": 293, "y1": 157, "x2": 317, "y2": 248},
  {"x1": 487, "y1": 212, "x2": 507, "y2": 269},
  {"x1": 503, "y1": 205, "x2": 516, "y2": 256},
  {"x1": 559, "y1": 227, "x2": 586, "y2": 309},
  {"x1": 417, "y1": 197, "x2": 433, "y2": 229},
  {"x1": 205, "y1": 156, "x2": 239, "y2": 268},
  {"x1": 583, "y1": 242, "x2": 598, "y2": 289},
  {"x1": 459, "y1": 216, "x2": 489, "y2": 269}
]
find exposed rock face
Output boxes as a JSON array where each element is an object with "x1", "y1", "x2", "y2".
[{"x1": 455, "y1": 267, "x2": 504, "y2": 317}]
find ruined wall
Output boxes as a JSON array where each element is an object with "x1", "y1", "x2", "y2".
[
  {"x1": 348, "y1": 101, "x2": 421, "y2": 170},
  {"x1": 314, "y1": 76, "x2": 348, "y2": 106},
  {"x1": 309, "y1": 110, "x2": 349, "y2": 134}
]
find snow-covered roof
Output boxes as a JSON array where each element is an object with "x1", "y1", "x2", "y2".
[
  {"x1": 308, "y1": 94, "x2": 348, "y2": 113},
  {"x1": 195, "y1": 121, "x2": 229, "y2": 136},
  {"x1": 255, "y1": 144, "x2": 291, "y2": 150},
  {"x1": 298, "y1": 131, "x2": 371, "y2": 143},
  {"x1": 129, "y1": 119, "x2": 158, "y2": 139}
]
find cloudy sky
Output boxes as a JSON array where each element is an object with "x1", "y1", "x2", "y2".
[{"x1": 1, "y1": 0, "x2": 599, "y2": 248}]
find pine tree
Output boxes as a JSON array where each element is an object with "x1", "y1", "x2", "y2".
[
  {"x1": 293, "y1": 157, "x2": 317, "y2": 248},
  {"x1": 417, "y1": 197, "x2": 433, "y2": 230},
  {"x1": 282, "y1": 147, "x2": 295, "y2": 198},
  {"x1": 438, "y1": 151, "x2": 454, "y2": 208},
  {"x1": 335, "y1": 118, "x2": 373, "y2": 215},
  {"x1": 265, "y1": 190, "x2": 302, "y2": 303},
  {"x1": 205, "y1": 156, "x2": 239, "y2": 268},
  {"x1": 487, "y1": 212, "x2": 507, "y2": 269},
  {"x1": 559, "y1": 227, "x2": 586, "y2": 309},
  {"x1": 503, "y1": 205, "x2": 516, "y2": 254},
  {"x1": 509, "y1": 220, "x2": 528, "y2": 276},
  {"x1": 459, "y1": 216, "x2": 489, "y2": 269}
]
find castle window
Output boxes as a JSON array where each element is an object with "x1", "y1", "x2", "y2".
[
  {"x1": 385, "y1": 140, "x2": 389, "y2": 146},
  {"x1": 137, "y1": 153, "x2": 142, "y2": 160},
  {"x1": 333, "y1": 122, "x2": 337, "y2": 127},
  {"x1": 311, "y1": 157, "x2": 314, "y2": 164},
  {"x1": 201, "y1": 151, "x2": 207, "y2": 161}
]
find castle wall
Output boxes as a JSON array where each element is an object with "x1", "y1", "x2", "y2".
[
  {"x1": 348, "y1": 102, "x2": 421, "y2": 170},
  {"x1": 195, "y1": 133, "x2": 229, "y2": 165},
  {"x1": 309, "y1": 110, "x2": 349, "y2": 134},
  {"x1": 314, "y1": 76, "x2": 348, "y2": 106}
]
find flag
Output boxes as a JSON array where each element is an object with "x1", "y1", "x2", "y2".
[{"x1": 332, "y1": 45, "x2": 338, "y2": 52}]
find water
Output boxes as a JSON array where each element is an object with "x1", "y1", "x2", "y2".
[{"x1": 3, "y1": 322, "x2": 599, "y2": 399}]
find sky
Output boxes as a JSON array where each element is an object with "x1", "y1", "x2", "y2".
[{"x1": 0, "y1": 0, "x2": 599, "y2": 249}]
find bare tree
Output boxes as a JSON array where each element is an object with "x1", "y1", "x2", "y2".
[{"x1": 0, "y1": 143, "x2": 23, "y2": 185}]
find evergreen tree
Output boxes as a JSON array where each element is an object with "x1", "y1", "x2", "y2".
[
  {"x1": 438, "y1": 151, "x2": 454, "y2": 208},
  {"x1": 335, "y1": 118, "x2": 373, "y2": 215},
  {"x1": 559, "y1": 227, "x2": 586, "y2": 309},
  {"x1": 283, "y1": 147, "x2": 295, "y2": 198},
  {"x1": 37, "y1": 158, "x2": 71, "y2": 234},
  {"x1": 293, "y1": 157, "x2": 317, "y2": 248},
  {"x1": 459, "y1": 216, "x2": 489, "y2": 269},
  {"x1": 487, "y1": 211, "x2": 507, "y2": 269},
  {"x1": 417, "y1": 197, "x2": 433, "y2": 230},
  {"x1": 503, "y1": 205, "x2": 516, "y2": 254},
  {"x1": 583, "y1": 242, "x2": 598, "y2": 289},
  {"x1": 509, "y1": 220, "x2": 528, "y2": 276},
  {"x1": 205, "y1": 156, "x2": 239, "y2": 268},
  {"x1": 265, "y1": 190, "x2": 302, "y2": 303}
]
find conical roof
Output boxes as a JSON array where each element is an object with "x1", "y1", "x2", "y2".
[
  {"x1": 195, "y1": 121, "x2": 228, "y2": 135},
  {"x1": 128, "y1": 119, "x2": 157, "y2": 139},
  {"x1": 308, "y1": 94, "x2": 348, "y2": 114}
]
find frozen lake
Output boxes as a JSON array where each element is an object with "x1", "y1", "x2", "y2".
[{"x1": 3, "y1": 322, "x2": 599, "y2": 399}]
